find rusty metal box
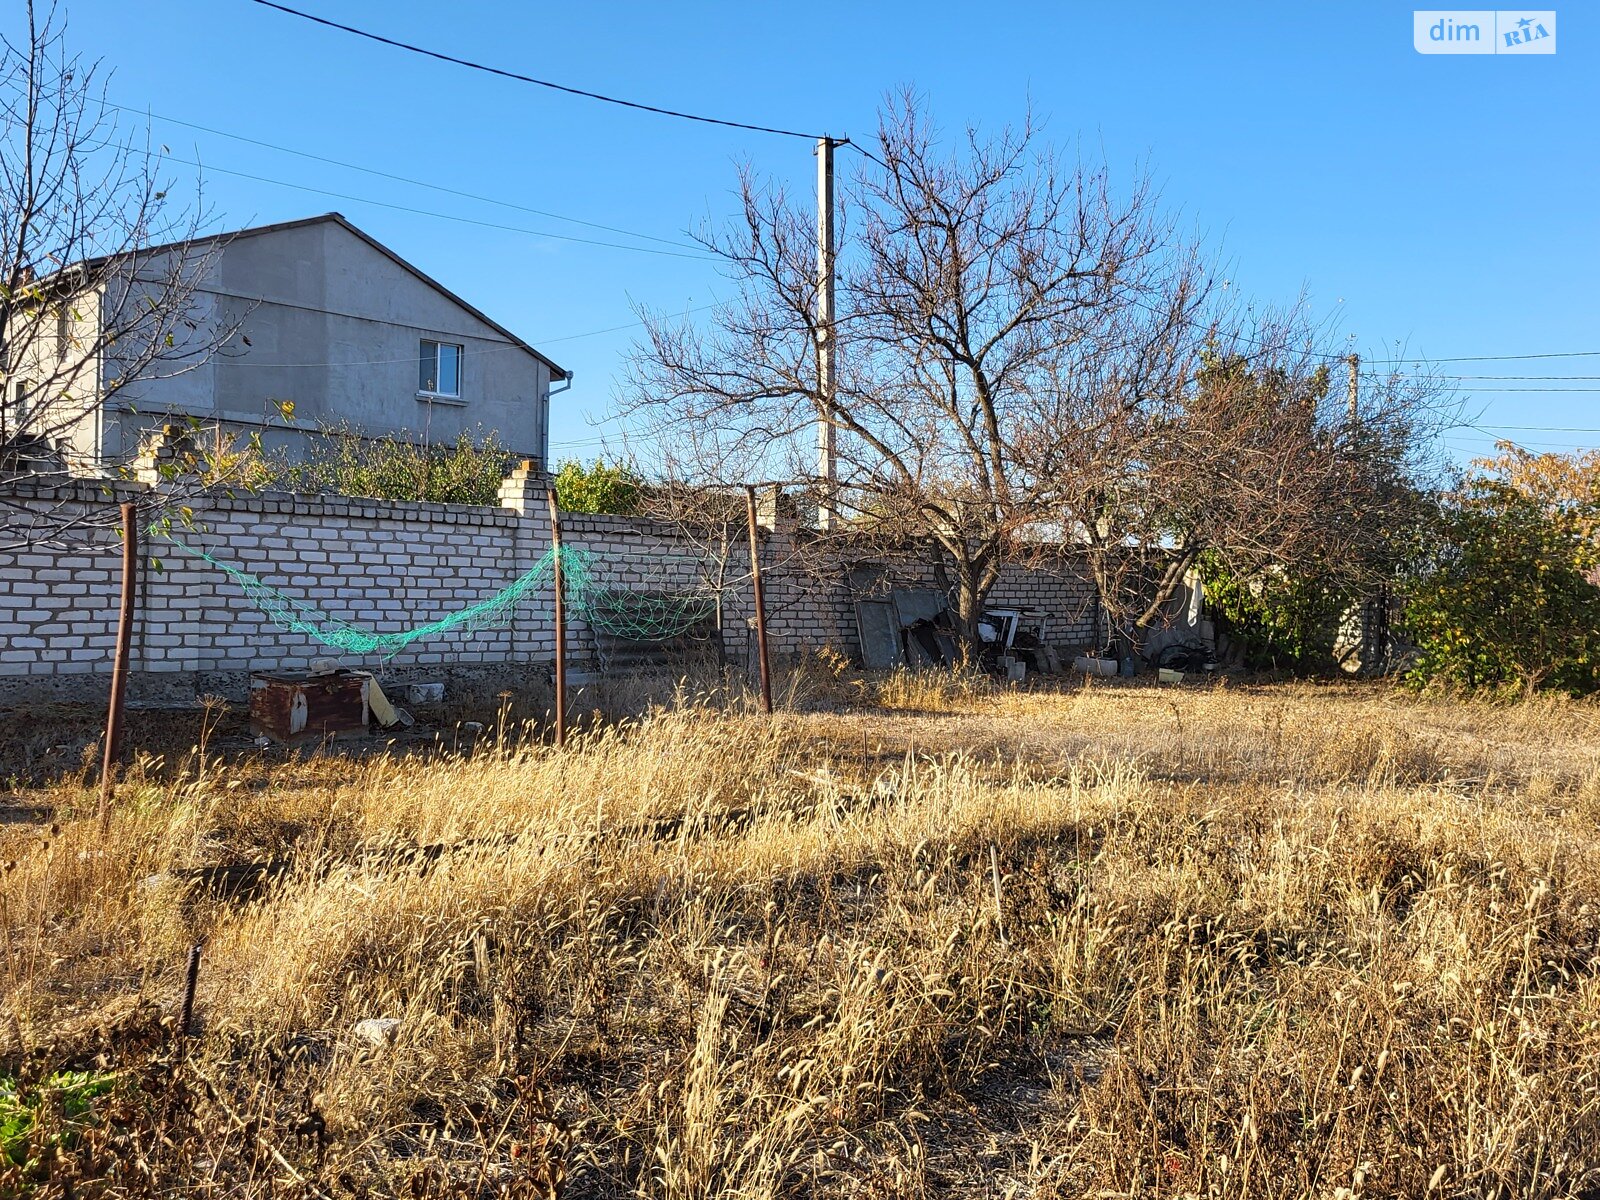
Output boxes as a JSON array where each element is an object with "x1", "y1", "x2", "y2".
[{"x1": 249, "y1": 670, "x2": 371, "y2": 744}]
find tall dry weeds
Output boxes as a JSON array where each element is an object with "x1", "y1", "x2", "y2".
[{"x1": 2, "y1": 683, "x2": 1599, "y2": 1197}]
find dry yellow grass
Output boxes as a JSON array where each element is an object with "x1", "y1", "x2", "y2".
[{"x1": 4, "y1": 678, "x2": 1600, "y2": 1197}]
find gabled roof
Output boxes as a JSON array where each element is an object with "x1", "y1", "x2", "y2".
[{"x1": 84, "y1": 212, "x2": 569, "y2": 379}]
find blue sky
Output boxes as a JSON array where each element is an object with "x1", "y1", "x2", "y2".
[{"x1": 27, "y1": 1, "x2": 1599, "y2": 463}]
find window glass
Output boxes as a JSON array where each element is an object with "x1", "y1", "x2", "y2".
[
  {"x1": 419, "y1": 340, "x2": 438, "y2": 393},
  {"x1": 437, "y1": 343, "x2": 460, "y2": 395}
]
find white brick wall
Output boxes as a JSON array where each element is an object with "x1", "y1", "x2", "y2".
[{"x1": 0, "y1": 481, "x2": 1099, "y2": 694}]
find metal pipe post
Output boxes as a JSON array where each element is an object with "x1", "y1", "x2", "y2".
[
  {"x1": 745, "y1": 486, "x2": 773, "y2": 715},
  {"x1": 98, "y1": 501, "x2": 138, "y2": 825},
  {"x1": 545, "y1": 487, "x2": 567, "y2": 747},
  {"x1": 178, "y1": 942, "x2": 203, "y2": 1043}
]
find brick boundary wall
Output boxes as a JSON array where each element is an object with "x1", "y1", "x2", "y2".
[{"x1": 0, "y1": 470, "x2": 1098, "y2": 705}]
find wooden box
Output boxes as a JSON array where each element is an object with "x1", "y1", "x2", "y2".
[{"x1": 249, "y1": 670, "x2": 371, "y2": 744}]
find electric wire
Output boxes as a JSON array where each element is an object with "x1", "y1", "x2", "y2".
[
  {"x1": 849, "y1": 142, "x2": 889, "y2": 170},
  {"x1": 1465, "y1": 428, "x2": 1600, "y2": 438},
  {"x1": 158, "y1": 152, "x2": 714, "y2": 260},
  {"x1": 541, "y1": 304, "x2": 720, "y2": 344},
  {"x1": 116, "y1": 101, "x2": 700, "y2": 252},
  {"x1": 1367, "y1": 349, "x2": 1600, "y2": 364},
  {"x1": 1447, "y1": 438, "x2": 1595, "y2": 451},
  {"x1": 245, "y1": 0, "x2": 828, "y2": 141},
  {"x1": 210, "y1": 302, "x2": 721, "y2": 370}
]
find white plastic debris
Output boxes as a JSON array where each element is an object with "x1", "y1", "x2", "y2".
[
  {"x1": 352, "y1": 1017, "x2": 401, "y2": 1046},
  {"x1": 366, "y1": 679, "x2": 415, "y2": 729}
]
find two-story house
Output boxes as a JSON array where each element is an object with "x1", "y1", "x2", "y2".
[{"x1": 2, "y1": 212, "x2": 568, "y2": 474}]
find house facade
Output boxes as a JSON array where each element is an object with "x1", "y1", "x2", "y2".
[{"x1": 3, "y1": 213, "x2": 567, "y2": 473}]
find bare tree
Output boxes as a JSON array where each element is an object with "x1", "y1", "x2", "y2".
[
  {"x1": 626, "y1": 95, "x2": 1215, "y2": 643},
  {"x1": 0, "y1": 1, "x2": 242, "y2": 550},
  {"x1": 626, "y1": 96, "x2": 1449, "y2": 657}
]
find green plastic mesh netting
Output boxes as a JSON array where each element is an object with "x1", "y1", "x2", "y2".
[{"x1": 158, "y1": 534, "x2": 719, "y2": 658}]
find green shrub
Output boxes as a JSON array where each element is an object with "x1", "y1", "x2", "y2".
[
  {"x1": 270, "y1": 427, "x2": 513, "y2": 506},
  {"x1": 1199, "y1": 554, "x2": 1349, "y2": 672},
  {"x1": 1404, "y1": 476, "x2": 1600, "y2": 695},
  {"x1": 553, "y1": 457, "x2": 643, "y2": 515},
  {"x1": 0, "y1": 1070, "x2": 116, "y2": 1168}
]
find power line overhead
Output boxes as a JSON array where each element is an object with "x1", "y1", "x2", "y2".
[
  {"x1": 159, "y1": 152, "x2": 714, "y2": 260},
  {"x1": 117, "y1": 102, "x2": 700, "y2": 252},
  {"x1": 246, "y1": 0, "x2": 829, "y2": 140},
  {"x1": 1369, "y1": 349, "x2": 1600, "y2": 365}
]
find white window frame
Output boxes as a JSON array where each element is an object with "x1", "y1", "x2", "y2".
[{"x1": 418, "y1": 339, "x2": 464, "y2": 399}]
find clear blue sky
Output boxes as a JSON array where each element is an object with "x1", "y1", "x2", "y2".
[{"x1": 26, "y1": 0, "x2": 1599, "y2": 463}]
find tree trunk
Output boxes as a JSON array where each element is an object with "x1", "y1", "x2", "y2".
[
  {"x1": 949, "y1": 550, "x2": 1003, "y2": 661},
  {"x1": 954, "y1": 571, "x2": 984, "y2": 650},
  {"x1": 1087, "y1": 548, "x2": 1115, "y2": 655},
  {"x1": 1132, "y1": 548, "x2": 1200, "y2": 647}
]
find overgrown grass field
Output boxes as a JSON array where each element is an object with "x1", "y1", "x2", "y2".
[{"x1": 4, "y1": 677, "x2": 1600, "y2": 1197}]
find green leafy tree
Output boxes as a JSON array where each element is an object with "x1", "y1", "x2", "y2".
[
  {"x1": 1199, "y1": 554, "x2": 1349, "y2": 672},
  {"x1": 1404, "y1": 456, "x2": 1600, "y2": 695},
  {"x1": 269, "y1": 428, "x2": 512, "y2": 506},
  {"x1": 553, "y1": 457, "x2": 643, "y2": 515}
]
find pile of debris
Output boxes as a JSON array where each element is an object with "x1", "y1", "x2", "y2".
[
  {"x1": 848, "y1": 576, "x2": 1063, "y2": 681},
  {"x1": 247, "y1": 663, "x2": 427, "y2": 744},
  {"x1": 847, "y1": 571, "x2": 1217, "y2": 684}
]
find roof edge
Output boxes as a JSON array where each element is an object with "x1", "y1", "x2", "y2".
[{"x1": 73, "y1": 212, "x2": 569, "y2": 379}]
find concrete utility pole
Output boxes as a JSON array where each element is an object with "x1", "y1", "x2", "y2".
[
  {"x1": 816, "y1": 135, "x2": 839, "y2": 530},
  {"x1": 1346, "y1": 353, "x2": 1360, "y2": 425}
]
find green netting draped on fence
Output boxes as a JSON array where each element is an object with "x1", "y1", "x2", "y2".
[{"x1": 157, "y1": 534, "x2": 719, "y2": 657}]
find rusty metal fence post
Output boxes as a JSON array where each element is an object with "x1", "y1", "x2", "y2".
[
  {"x1": 744, "y1": 486, "x2": 773, "y2": 715},
  {"x1": 99, "y1": 501, "x2": 138, "y2": 826},
  {"x1": 178, "y1": 942, "x2": 203, "y2": 1045},
  {"x1": 545, "y1": 487, "x2": 567, "y2": 748}
]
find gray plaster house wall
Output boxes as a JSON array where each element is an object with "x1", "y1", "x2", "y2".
[{"x1": 17, "y1": 212, "x2": 568, "y2": 471}]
